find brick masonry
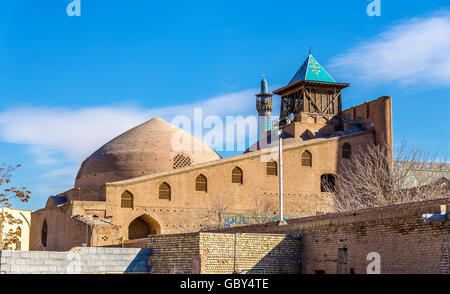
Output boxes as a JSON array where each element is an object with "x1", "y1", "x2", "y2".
[
  {"x1": 147, "y1": 232, "x2": 301, "y2": 274},
  {"x1": 212, "y1": 199, "x2": 450, "y2": 274},
  {"x1": 0, "y1": 247, "x2": 150, "y2": 274},
  {"x1": 30, "y1": 96, "x2": 393, "y2": 251}
]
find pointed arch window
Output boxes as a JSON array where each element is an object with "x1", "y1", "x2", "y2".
[
  {"x1": 342, "y1": 143, "x2": 352, "y2": 158},
  {"x1": 266, "y1": 161, "x2": 277, "y2": 176},
  {"x1": 159, "y1": 182, "x2": 171, "y2": 200},
  {"x1": 41, "y1": 219, "x2": 48, "y2": 248},
  {"x1": 195, "y1": 174, "x2": 207, "y2": 192},
  {"x1": 121, "y1": 191, "x2": 134, "y2": 208},
  {"x1": 232, "y1": 167, "x2": 243, "y2": 184},
  {"x1": 302, "y1": 150, "x2": 312, "y2": 166}
]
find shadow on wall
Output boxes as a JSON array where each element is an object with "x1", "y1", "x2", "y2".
[
  {"x1": 128, "y1": 214, "x2": 161, "y2": 240},
  {"x1": 125, "y1": 248, "x2": 152, "y2": 273}
]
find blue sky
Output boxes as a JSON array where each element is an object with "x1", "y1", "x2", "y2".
[{"x1": 0, "y1": 0, "x2": 449, "y2": 210}]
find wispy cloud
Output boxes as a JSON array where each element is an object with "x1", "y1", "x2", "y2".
[
  {"x1": 0, "y1": 89, "x2": 258, "y2": 164},
  {"x1": 331, "y1": 11, "x2": 450, "y2": 86},
  {"x1": 0, "y1": 106, "x2": 150, "y2": 162},
  {"x1": 38, "y1": 166, "x2": 80, "y2": 179}
]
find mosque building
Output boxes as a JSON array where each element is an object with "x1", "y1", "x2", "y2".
[{"x1": 29, "y1": 53, "x2": 392, "y2": 251}]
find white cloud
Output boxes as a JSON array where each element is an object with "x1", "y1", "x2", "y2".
[
  {"x1": 0, "y1": 106, "x2": 150, "y2": 162},
  {"x1": 331, "y1": 11, "x2": 450, "y2": 86},
  {"x1": 38, "y1": 166, "x2": 80, "y2": 179},
  {"x1": 0, "y1": 89, "x2": 258, "y2": 163}
]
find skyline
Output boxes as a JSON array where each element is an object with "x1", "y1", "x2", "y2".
[{"x1": 0, "y1": 1, "x2": 449, "y2": 210}]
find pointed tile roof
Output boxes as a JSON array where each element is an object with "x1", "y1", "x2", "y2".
[{"x1": 289, "y1": 54, "x2": 336, "y2": 84}]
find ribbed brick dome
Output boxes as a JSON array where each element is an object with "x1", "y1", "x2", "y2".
[{"x1": 74, "y1": 118, "x2": 221, "y2": 188}]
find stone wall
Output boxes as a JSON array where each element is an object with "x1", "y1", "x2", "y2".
[
  {"x1": 147, "y1": 232, "x2": 301, "y2": 274},
  {"x1": 213, "y1": 199, "x2": 450, "y2": 274},
  {"x1": 0, "y1": 247, "x2": 150, "y2": 274}
]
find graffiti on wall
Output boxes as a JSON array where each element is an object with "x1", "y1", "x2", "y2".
[{"x1": 222, "y1": 214, "x2": 292, "y2": 228}]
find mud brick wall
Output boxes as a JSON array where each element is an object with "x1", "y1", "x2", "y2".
[
  {"x1": 213, "y1": 199, "x2": 450, "y2": 274},
  {"x1": 147, "y1": 232, "x2": 301, "y2": 274}
]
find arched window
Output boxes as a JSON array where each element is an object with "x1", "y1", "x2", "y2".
[
  {"x1": 159, "y1": 182, "x2": 171, "y2": 200},
  {"x1": 321, "y1": 174, "x2": 336, "y2": 192},
  {"x1": 195, "y1": 174, "x2": 207, "y2": 192},
  {"x1": 266, "y1": 161, "x2": 277, "y2": 176},
  {"x1": 342, "y1": 143, "x2": 352, "y2": 158},
  {"x1": 121, "y1": 191, "x2": 133, "y2": 208},
  {"x1": 232, "y1": 167, "x2": 243, "y2": 184},
  {"x1": 41, "y1": 219, "x2": 48, "y2": 248},
  {"x1": 302, "y1": 150, "x2": 312, "y2": 166},
  {"x1": 17, "y1": 227, "x2": 22, "y2": 238}
]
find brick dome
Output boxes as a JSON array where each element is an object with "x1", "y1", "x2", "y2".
[{"x1": 75, "y1": 118, "x2": 221, "y2": 188}]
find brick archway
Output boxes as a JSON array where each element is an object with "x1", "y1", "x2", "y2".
[{"x1": 128, "y1": 214, "x2": 161, "y2": 240}]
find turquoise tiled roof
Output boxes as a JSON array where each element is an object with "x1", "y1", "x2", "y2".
[{"x1": 289, "y1": 54, "x2": 336, "y2": 84}]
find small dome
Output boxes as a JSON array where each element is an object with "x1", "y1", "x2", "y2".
[{"x1": 75, "y1": 118, "x2": 221, "y2": 188}]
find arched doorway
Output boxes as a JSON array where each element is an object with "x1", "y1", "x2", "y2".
[{"x1": 128, "y1": 215, "x2": 161, "y2": 240}]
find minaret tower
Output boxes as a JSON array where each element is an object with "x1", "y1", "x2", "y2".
[
  {"x1": 256, "y1": 76, "x2": 273, "y2": 141},
  {"x1": 273, "y1": 52, "x2": 349, "y2": 121}
]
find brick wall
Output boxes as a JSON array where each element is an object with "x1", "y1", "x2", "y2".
[
  {"x1": 213, "y1": 199, "x2": 450, "y2": 274},
  {"x1": 147, "y1": 232, "x2": 301, "y2": 274},
  {"x1": 32, "y1": 126, "x2": 378, "y2": 250},
  {"x1": 200, "y1": 233, "x2": 301, "y2": 274},
  {"x1": 147, "y1": 233, "x2": 200, "y2": 274},
  {"x1": 342, "y1": 96, "x2": 392, "y2": 148},
  {"x1": 0, "y1": 247, "x2": 150, "y2": 274}
]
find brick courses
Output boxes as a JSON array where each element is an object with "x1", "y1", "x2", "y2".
[
  {"x1": 213, "y1": 199, "x2": 450, "y2": 274},
  {"x1": 147, "y1": 232, "x2": 301, "y2": 274}
]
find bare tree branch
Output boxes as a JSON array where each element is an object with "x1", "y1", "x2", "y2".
[
  {"x1": 250, "y1": 198, "x2": 276, "y2": 225},
  {"x1": 331, "y1": 142, "x2": 449, "y2": 212},
  {"x1": 199, "y1": 195, "x2": 234, "y2": 230}
]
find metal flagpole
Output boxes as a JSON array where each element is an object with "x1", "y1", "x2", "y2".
[{"x1": 278, "y1": 128, "x2": 286, "y2": 225}]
